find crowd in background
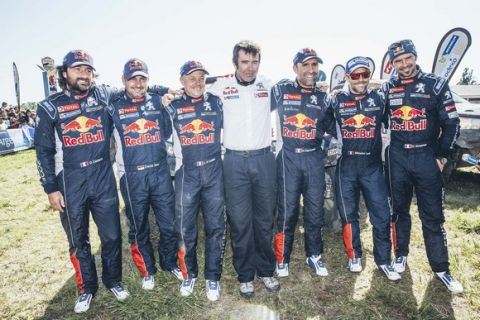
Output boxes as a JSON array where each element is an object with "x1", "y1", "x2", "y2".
[{"x1": 0, "y1": 101, "x2": 36, "y2": 131}]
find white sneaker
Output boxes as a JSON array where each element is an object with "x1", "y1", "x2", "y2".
[
  {"x1": 206, "y1": 280, "x2": 220, "y2": 301},
  {"x1": 110, "y1": 284, "x2": 130, "y2": 301},
  {"x1": 258, "y1": 276, "x2": 280, "y2": 292},
  {"x1": 392, "y1": 256, "x2": 407, "y2": 273},
  {"x1": 74, "y1": 293, "x2": 93, "y2": 313},
  {"x1": 348, "y1": 258, "x2": 362, "y2": 273},
  {"x1": 171, "y1": 267, "x2": 184, "y2": 281},
  {"x1": 306, "y1": 255, "x2": 328, "y2": 276},
  {"x1": 378, "y1": 264, "x2": 402, "y2": 281},
  {"x1": 142, "y1": 275, "x2": 155, "y2": 290},
  {"x1": 239, "y1": 281, "x2": 255, "y2": 298},
  {"x1": 180, "y1": 278, "x2": 197, "y2": 297},
  {"x1": 435, "y1": 272, "x2": 464, "y2": 294},
  {"x1": 276, "y1": 263, "x2": 289, "y2": 277}
]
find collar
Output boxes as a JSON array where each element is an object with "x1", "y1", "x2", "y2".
[
  {"x1": 65, "y1": 88, "x2": 89, "y2": 100},
  {"x1": 294, "y1": 79, "x2": 315, "y2": 93},
  {"x1": 124, "y1": 92, "x2": 149, "y2": 103},
  {"x1": 235, "y1": 73, "x2": 256, "y2": 86}
]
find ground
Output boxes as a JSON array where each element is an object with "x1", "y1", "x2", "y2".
[{"x1": 0, "y1": 149, "x2": 479, "y2": 320}]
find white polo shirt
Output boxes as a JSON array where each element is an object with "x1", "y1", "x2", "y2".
[{"x1": 209, "y1": 75, "x2": 273, "y2": 151}]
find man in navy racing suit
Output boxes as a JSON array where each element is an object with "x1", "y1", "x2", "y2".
[
  {"x1": 107, "y1": 58, "x2": 182, "y2": 291},
  {"x1": 272, "y1": 48, "x2": 336, "y2": 278},
  {"x1": 382, "y1": 39, "x2": 463, "y2": 293},
  {"x1": 35, "y1": 50, "x2": 129, "y2": 313},
  {"x1": 162, "y1": 61, "x2": 226, "y2": 302},
  {"x1": 330, "y1": 56, "x2": 400, "y2": 281}
]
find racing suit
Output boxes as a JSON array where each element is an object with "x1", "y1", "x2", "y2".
[
  {"x1": 165, "y1": 92, "x2": 226, "y2": 281},
  {"x1": 382, "y1": 67, "x2": 460, "y2": 272},
  {"x1": 330, "y1": 88, "x2": 392, "y2": 266},
  {"x1": 108, "y1": 91, "x2": 178, "y2": 278},
  {"x1": 35, "y1": 86, "x2": 122, "y2": 295},
  {"x1": 209, "y1": 75, "x2": 277, "y2": 282},
  {"x1": 272, "y1": 79, "x2": 335, "y2": 264}
]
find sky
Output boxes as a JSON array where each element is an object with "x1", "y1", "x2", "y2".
[{"x1": 1, "y1": 0, "x2": 479, "y2": 104}]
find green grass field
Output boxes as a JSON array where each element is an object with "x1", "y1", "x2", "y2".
[{"x1": 0, "y1": 149, "x2": 479, "y2": 320}]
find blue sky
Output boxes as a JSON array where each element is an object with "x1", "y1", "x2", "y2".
[{"x1": 1, "y1": 0, "x2": 479, "y2": 104}]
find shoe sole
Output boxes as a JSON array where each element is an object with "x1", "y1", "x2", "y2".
[{"x1": 240, "y1": 291, "x2": 255, "y2": 298}]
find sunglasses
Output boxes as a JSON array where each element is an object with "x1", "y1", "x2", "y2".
[{"x1": 349, "y1": 71, "x2": 370, "y2": 80}]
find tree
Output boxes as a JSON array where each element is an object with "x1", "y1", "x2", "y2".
[{"x1": 457, "y1": 68, "x2": 477, "y2": 85}]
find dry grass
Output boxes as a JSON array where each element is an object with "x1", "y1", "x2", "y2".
[{"x1": 0, "y1": 149, "x2": 479, "y2": 320}]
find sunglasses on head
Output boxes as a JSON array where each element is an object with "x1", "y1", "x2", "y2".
[{"x1": 349, "y1": 71, "x2": 370, "y2": 80}]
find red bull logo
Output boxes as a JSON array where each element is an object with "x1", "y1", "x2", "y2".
[
  {"x1": 390, "y1": 105, "x2": 427, "y2": 131},
  {"x1": 341, "y1": 114, "x2": 376, "y2": 139},
  {"x1": 179, "y1": 118, "x2": 215, "y2": 145},
  {"x1": 62, "y1": 116, "x2": 104, "y2": 147},
  {"x1": 129, "y1": 59, "x2": 143, "y2": 70},
  {"x1": 123, "y1": 118, "x2": 161, "y2": 146},
  {"x1": 282, "y1": 113, "x2": 317, "y2": 140}
]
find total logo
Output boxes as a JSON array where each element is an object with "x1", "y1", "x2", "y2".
[
  {"x1": 341, "y1": 114, "x2": 376, "y2": 139},
  {"x1": 123, "y1": 118, "x2": 160, "y2": 147},
  {"x1": 282, "y1": 113, "x2": 317, "y2": 140},
  {"x1": 179, "y1": 118, "x2": 215, "y2": 145},
  {"x1": 62, "y1": 116, "x2": 104, "y2": 147},
  {"x1": 390, "y1": 106, "x2": 427, "y2": 131}
]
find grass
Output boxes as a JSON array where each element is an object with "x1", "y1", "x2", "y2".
[{"x1": 0, "y1": 149, "x2": 479, "y2": 319}]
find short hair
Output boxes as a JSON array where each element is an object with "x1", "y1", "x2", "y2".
[{"x1": 232, "y1": 40, "x2": 261, "y2": 66}]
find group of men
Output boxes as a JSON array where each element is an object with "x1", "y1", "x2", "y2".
[{"x1": 35, "y1": 39, "x2": 463, "y2": 314}]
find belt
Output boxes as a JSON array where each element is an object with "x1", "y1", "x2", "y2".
[
  {"x1": 193, "y1": 157, "x2": 217, "y2": 167},
  {"x1": 345, "y1": 151, "x2": 372, "y2": 156},
  {"x1": 225, "y1": 146, "x2": 271, "y2": 157},
  {"x1": 64, "y1": 157, "x2": 106, "y2": 169},
  {"x1": 125, "y1": 162, "x2": 161, "y2": 172}
]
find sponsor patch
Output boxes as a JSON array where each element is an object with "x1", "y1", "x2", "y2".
[
  {"x1": 388, "y1": 93, "x2": 405, "y2": 99},
  {"x1": 340, "y1": 101, "x2": 357, "y2": 108},
  {"x1": 306, "y1": 104, "x2": 322, "y2": 110},
  {"x1": 119, "y1": 106, "x2": 138, "y2": 115},
  {"x1": 389, "y1": 86, "x2": 405, "y2": 93},
  {"x1": 224, "y1": 95, "x2": 239, "y2": 100},
  {"x1": 178, "y1": 106, "x2": 195, "y2": 114},
  {"x1": 178, "y1": 113, "x2": 196, "y2": 120},
  {"x1": 59, "y1": 110, "x2": 82, "y2": 119},
  {"x1": 201, "y1": 112, "x2": 217, "y2": 116},
  {"x1": 410, "y1": 93, "x2": 431, "y2": 99},
  {"x1": 119, "y1": 112, "x2": 140, "y2": 120},
  {"x1": 401, "y1": 79, "x2": 415, "y2": 84},
  {"x1": 390, "y1": 98, "x2": 403, "y2": 106},
  {"x1": 283, "y1": 100, "x2": 302, "y2": 106},
  {"x1": 445, "y1": 105, "x2": 456, "y2": 111},
  {"x1": 255, "y1": 92, "x2": 269, "y2": 98},
  {"x1": 58, "y1": 104, "x2": 80, "y2": 113},
  {"x1": 283, "y1": 94, "x2": 302, "y2": 100},
  {"x1": 85, "y1": 105, "x2": 103, "y2": 113}
]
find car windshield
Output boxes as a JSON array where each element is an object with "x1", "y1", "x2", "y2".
[{"x1": 451, "y1": 91, "x2": 468, "y2": 104}]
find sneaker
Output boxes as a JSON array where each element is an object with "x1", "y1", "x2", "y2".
[
  {"x1": 171, "y1": 267, "x2": 184, "y2": 281},
  {"x1": 392, "y1": 256, "x2": 407, "y2": 273},
  {"x1": 206, "y1": 280, "x2": 220, "y2": 301},
  {"x1": 435, "y1": 272, "x2": 464, "y2": 294},
  {"x1": 306, "y1": 255, "x2": 328, "y2": 276},
  {"x1": 258, "y1": 276, "x2": 280, "y2": 292},
  {"x1": 276, "y1": 263, "x2": 289, "y2": 277},
  {"x1": 239, "y1": 281, "x2": 255, "y2": 298},
  {"x1": 180, "y1": 278, "x2": 197, "y2": 297},
  {"x1": 378, "y1": 264, "x2": 402, "y2": 281},
  {"x1": 110, "y1": 284, "x2": 130, "y2": 301},
  {"x1": 142, "y1": 275, "x2": 155, "y2": 290},
  {"x1": 74, "y1": 293, "x2": 93, "y2": 313},
  {"x1": 348, "y1": 258, "x2": 362, "y2": 273}
]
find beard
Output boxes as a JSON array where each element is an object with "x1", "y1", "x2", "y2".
[{"x1": 66, "y1": 76, "x2": 91, "y2": 93}]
